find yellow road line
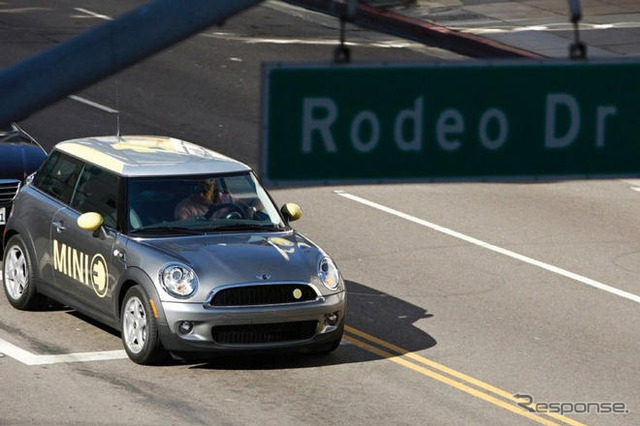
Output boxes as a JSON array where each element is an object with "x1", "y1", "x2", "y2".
[{"x1": 345, "y1": 326, "x2": 585, "y2": 426}]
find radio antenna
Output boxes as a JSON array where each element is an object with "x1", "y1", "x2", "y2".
[{"x1": 115, "y1": 77, "x2": 122, "y2": 140}]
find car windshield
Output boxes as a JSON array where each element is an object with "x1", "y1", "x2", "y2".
[{"x1": 126, "y1": 172, "x2": 285, "y2": 235}]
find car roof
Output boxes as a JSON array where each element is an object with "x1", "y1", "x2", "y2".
[{"x1": 54, "y1": 135, "x2": 251, "y2": 177}]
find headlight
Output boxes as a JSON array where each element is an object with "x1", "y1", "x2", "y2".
[
  {"x1": 318, "y1": 256, "x2": 340, "y2": 291},
  {"x1": 160, "y1": 264, "x2": 198, "y2": 298}
]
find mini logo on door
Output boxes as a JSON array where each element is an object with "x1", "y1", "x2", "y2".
[
  {"x1": 90, "y1": 254, "x2": 109, "y2": 298},
  {"x1": 53, "y1": 240, "x2": 109, "y2": 298}
]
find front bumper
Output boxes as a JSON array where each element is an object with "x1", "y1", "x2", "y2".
[{"x1": 157, "y1": 291, "x2": 346, "y2": 354}]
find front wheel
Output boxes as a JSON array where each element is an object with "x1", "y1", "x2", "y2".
[
  {"x1": 3, "y1": 235, "x2": 43, "y2": 310},
  {"x1": 121, "y1": 286, "x2": 167, "y2": 365}
]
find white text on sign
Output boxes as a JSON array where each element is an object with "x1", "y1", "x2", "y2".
[{"x1": 302, "y1": 94, "x2": 618, "y2": 153}]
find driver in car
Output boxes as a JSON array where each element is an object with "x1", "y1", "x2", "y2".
[{"x1": 174, "y1": 178, "x2": 236, "y2": 220}]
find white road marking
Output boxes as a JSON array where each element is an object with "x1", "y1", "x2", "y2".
[
  {"x1": 456, "y1": 21, "x2": 640, "y2": 35},
  {"x1": 0, "y1": 337, "x2": 127, "y2": 365},
  {"x1": 204, "y1": 32, "x2": 350, "y2": 46},
  {"x1": 73, "y1": 7, "x2": 112, "y2": 21},
  {"x1": 202, "y1": 32, "x2": 420, "y2": 49},
  {"x1": 68, "y1": 95, "x2": 118, "y2": 114},
  {"x1": 336, "y1": 190, "x2": 640, "y2": 305},
  {"x1": 0, "y1": 335, "x2": 350, "y2": 365},
  {"x1": 0, "y1": 7, "x2": 50, "y2": 14}
]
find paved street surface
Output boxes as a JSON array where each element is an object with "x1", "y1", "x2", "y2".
[{"x1": 2, "y1": 1, "x2": 640, "y2": 425}]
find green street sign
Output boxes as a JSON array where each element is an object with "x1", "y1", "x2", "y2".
[{"x1": 261, "y1": 61, "x2": 640, "y2": 183}]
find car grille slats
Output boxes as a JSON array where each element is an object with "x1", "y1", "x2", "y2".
[
  {"x1": 210, "y1": 283, "x2": 318, "y2": 307},
  {"x1": 211, "y1": 321, "x2": 318, "y2": 345},
  {"x1": 0, "y1": 180, "x2": 20, "y2": 203}
]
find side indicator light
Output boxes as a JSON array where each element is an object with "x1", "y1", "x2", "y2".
[{"x1": 149, "y1": 298, "x2": 159, "y2": 318}]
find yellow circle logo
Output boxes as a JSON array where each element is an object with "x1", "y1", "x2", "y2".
[
  {"x1": 292, "y1": 288, "x2": 303, "y2": 300},
  {"x1": 90, "y1": 254, "x2": 109, "y2": 298}
]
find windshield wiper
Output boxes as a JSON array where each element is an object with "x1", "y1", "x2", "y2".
[
  {"x1": 129, "y1": 226, "x2": 204, "y2": 236},
  {"x1": 210, "y1": 223, "x2": 284, "y2": 232}
]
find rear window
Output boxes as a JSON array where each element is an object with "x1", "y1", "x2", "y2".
[{"x1": 33, "y1": 151, "x2": 83, "y2": 205}]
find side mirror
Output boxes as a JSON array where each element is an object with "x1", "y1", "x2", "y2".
[
  {"x1": 280, "y1": 203, "x2": 302, "y2": 222},
  {"x1": 77, "y1": 212, "x2": 104, "y2": 232}
]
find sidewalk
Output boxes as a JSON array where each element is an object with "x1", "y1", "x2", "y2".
[
  {"x1": 288, "y1": 0, "x2": 640, "y2": 59},
  {"x1": 395, "y1": 0, "x2": 640, "y2": 58}
]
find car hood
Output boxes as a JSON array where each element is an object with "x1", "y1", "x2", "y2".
[
  {"x1": 138, "y1": 231, "x2": 324, "y2": 299},
  {"x1": 0, "y1": 143, "x2": 47, "y2": 180}
]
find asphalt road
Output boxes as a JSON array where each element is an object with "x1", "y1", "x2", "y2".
[{"x1": 1, "y1": 1, "x2": 639, "y2": 425}]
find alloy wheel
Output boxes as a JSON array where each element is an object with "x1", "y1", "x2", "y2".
[
  {"x1": 123, "y1": 296, "x2": 148, "y2": 354},
  {"x1": 4, "y1": 245, "x2": 28, "y2": 301}
]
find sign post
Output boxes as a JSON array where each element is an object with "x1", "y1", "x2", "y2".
[{"x1": 568, "y1": 0, "x2": 587, "y2": 59}]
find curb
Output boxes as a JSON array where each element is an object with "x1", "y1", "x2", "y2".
[{"x1": 283, "y1": 0, "x2": 544, "y2": 59}]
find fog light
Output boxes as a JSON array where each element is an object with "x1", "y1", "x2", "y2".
[
  {"x1": 178, "y1": 321, "x2": 194, "y2": 335},
  {"x1": 325, "y1": 312, "x2": 339, "y2": 326}
]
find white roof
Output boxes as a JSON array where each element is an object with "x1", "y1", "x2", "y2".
[{"x1": 55, "y1": 135, "x2": 250, "y2": 177}]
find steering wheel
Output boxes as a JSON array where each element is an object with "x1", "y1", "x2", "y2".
[{"x1": 204, "y1": 203, "x2": 245, "y2": 220}]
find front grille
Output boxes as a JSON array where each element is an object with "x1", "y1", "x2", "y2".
[
  {"x1": 212, "y1": 321, "x2": 318, "y2": 345},
  {"x1": 210, "y1": 283, "x2": 318, "y2": 307},
  {"x1": 0, "y1": 180, "x2": 20, "y2": 203}
]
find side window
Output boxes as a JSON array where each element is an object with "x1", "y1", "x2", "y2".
[
  {"x1": 70, "y1": 164, "x2": 120, "y2": 229},
  {"x1": 33, "y1": 151, "x2": 83, "y2": 205}
]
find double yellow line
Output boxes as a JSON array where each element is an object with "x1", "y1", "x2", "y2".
[{"x1": 344, "y1": 326, "x2": 585, "y2": 426}]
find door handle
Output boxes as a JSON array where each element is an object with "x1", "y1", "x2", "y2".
[{"x1": 52, "y1": 221, "x2": 66, "y2": 233}]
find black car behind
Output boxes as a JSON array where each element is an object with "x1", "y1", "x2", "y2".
[{"x1": 0, "y1": 124, "x2": 47, "y2": 253}]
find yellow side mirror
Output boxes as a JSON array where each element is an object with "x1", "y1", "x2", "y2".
[
  {"x1": 77, "y1": 212, "x2": 104, "y2": 231},
  {"x1": 281, "y1": 203, "x2": 302, "y2": 222}
]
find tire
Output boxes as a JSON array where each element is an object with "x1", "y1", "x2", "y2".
[
  {"x1": 3, "y1": 235, "x2": 43, "y2": 310},
  {"x1": 121, "y1": 286, "x2": 167, "y2": 365}
]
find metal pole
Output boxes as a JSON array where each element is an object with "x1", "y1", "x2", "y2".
[
  {"x1": 333, "y1": 0, "x2": 357, "y2": 63},
  {"x1": 568, "y1": 0, "x2": 587, "y2": 59},
  {"x1": 0, "y1": 0, "x2": 265, "y2": 127}
]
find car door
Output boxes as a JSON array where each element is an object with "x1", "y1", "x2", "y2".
[
  {"x1": 30, "y1": 151, "x2": 84, "y2": 286},
  {"x1": 51, "y1": 163, "x2": 125, "y2": 319}
]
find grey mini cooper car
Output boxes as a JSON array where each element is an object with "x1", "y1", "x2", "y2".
[{"x1": 2, "y1": 136, "x2": 345, "y2": 364}]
